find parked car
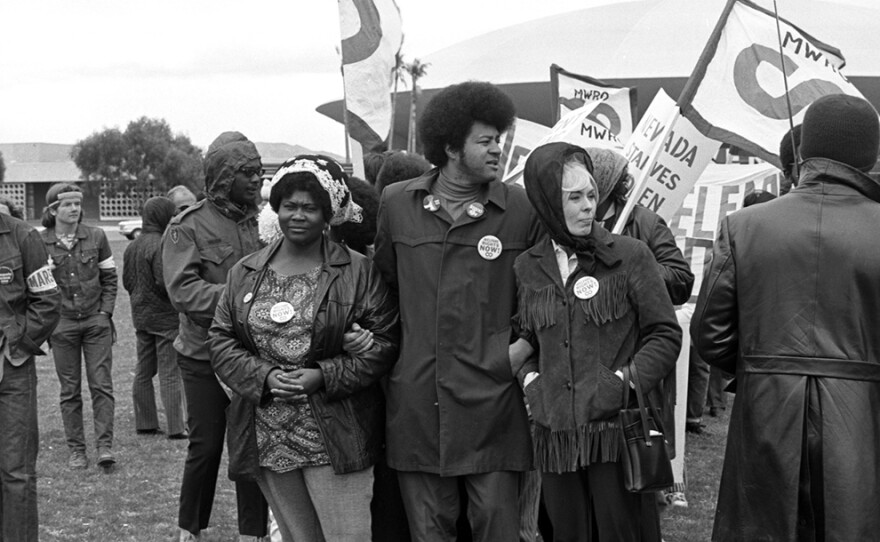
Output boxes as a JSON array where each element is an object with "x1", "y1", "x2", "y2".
[{"x1": 118, "y1": 219, "x2": 143, "y2": 240}]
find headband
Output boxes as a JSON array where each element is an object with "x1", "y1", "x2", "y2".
[{"x1": 48, "y1": 191, "x2": 83, "y2": 209}]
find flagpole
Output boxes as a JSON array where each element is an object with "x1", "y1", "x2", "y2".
[
  {"x1": 772, "y1": 0, "x2": 799, "y2": 179},
  {"x1": 336, "y1": 46, "x2": 352, "y2": 164},
  {"x1": 677, "y1": 0, "x2": 739, "y2": 109},
  {"x1": 613, "y1": 0, "x2": 738, "y2": 234}
]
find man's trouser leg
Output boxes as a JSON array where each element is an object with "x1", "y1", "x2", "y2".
[
  {"x1": 82, "y1": 314, "x2": 114, "y2": 450},
  {"x1": 398, "y1": 471, "x2": 519, "y2": 542},
  {"x1": 52, "y1": 318, "x2": 86, "y2": 452},
  {"x1": 686, "y1": 347, "x2": 710, "y2": 425},
  {"x1": 176, "y1": 354, "x2": 266, "y2": 537},
  {"x1": 0, "y1": 358, "x2": 39, "y2": 541}
]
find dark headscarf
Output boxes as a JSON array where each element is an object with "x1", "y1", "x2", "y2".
[
  {"x1": 523, "y1": 142, "x2": 620, "y2": 272},
  {"x1": 141, "y1": 196, "x2": 177, "y2": 234}
]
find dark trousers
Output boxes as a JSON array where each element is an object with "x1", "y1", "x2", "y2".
[
  {"x1": 51, "y1": 314, "x2": 115, "y2": 451},
  {"x1": 397, "y1": 470, "x2": 520, "y2": 542},
  {"x1": 176, "y1": 354, "x2": 267, "y2": 536},
  {"x1": 371, "y1": 456, "x2": 411, "y2": 542},
  {"x1": 0, "y1": 358, "x2": 38, "y2": 542},
  {"x1": 686, "y1": 347, "x2": 709, "y2": 423},
  {"x1": 133, "y1": 329, "x2": 186, "y2": 435},
  {"x1": 542, "y1": 462, "x2": 661, "y2": 542},
  {"x1": 706, "y1": 366, "x2": 732, "y2": 411}
]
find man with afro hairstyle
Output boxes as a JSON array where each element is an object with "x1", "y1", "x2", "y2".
[{"x1": 374, "y1": 81, "x2": 542, "y2": 541}]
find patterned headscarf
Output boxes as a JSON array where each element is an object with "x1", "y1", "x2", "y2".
[
  {"x1": 258, "y1": 155, "x2": 363, "y2": 244},
  {"x1": 584, "y1": 147, "x2": 629, "y2": 206}
]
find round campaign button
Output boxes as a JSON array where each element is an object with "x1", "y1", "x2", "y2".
[
  {"x1": 423, "y1": 195, "x2": 441, "y2": 212},
  {"x1": 466, "y1": 202, "x2": 485, "y2": 218},
  {"x1": 243, "y1": 292, "x2": 253, "y2": 304},
  {"x1": 573, "y1": 276, "x2": 600, "y2": 300},
  {"x1": 270, "y1": 302, "x2": 295, "y2": 323},
  {"x1": 0, "y1": 266, "x2": 12, "y2": 285},
  {"x1": 477, "y1": 235, "x2": 503, "y2": 260}
]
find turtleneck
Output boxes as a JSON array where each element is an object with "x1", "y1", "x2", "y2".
[{"x1": 433, "y1": 168, "x2": 485, "y2": 220}]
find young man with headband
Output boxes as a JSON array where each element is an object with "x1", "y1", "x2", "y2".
[{"x1": 41, "y1": 183, "x2": 118, "y2": 470}]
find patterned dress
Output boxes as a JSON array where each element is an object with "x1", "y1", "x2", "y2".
[{"x1": 248, "y1": 265, "x2": 331, "y2": 472}]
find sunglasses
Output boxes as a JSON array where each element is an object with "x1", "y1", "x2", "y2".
[{"x1": 239, "y1": 166, "x2": 265, "y2": 178}]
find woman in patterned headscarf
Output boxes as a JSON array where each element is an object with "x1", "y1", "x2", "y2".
[{"x1": 209, "y1": 155, "x2": 399, "y2": 541}]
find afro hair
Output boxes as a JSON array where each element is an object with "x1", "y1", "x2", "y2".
[
  {"x1": 418, "y1": 81, "x2": 516, "y2": 168},
  {"x1": 375, "y1": 151, "x2": 432, "y2": 194}
]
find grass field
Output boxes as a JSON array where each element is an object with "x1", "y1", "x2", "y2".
[{"x1": 32, "y1": 233, "x2": 727, "y2": 541}]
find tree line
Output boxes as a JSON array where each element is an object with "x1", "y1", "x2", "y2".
[{"x1": 71, "y1": 117, "x2": 203, "y2": 209}]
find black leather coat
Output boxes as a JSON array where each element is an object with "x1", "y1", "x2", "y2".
[
  {"x1": 209, "y1": 236, "x2": 399, "y2": 480},
  {"x1": 692, "y1": 158, "x2": 880, "y2": 541}
]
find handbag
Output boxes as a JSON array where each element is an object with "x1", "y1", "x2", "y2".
[{"x1": 618, "y1": 364, "x2": 674, "y2": 493}]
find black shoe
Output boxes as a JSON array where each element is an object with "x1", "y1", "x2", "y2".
[
  {"x1": 168, "y1": 431, "x2": 189, "y2": 440},
  {"x1": 136, "y1": 428, "x2": 164, "y2": 435},
  {"x1": 97, "y1": 447, "x2": 116, "y2": 467},
  {"x1": 685, "y1": 421, "x2": 705, "y2": 434},
  {"x1": 709, "y1": 407, "x2": 719, "y2": 417}
]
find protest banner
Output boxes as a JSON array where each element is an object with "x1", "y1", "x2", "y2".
[
  {"x1": 499, "y1": 117, "x2": 551, "y2": 181},
  {"x1": 669, "y1": 162, "x2": 780, "y2": 303},
  {"x1": 338, "y1": 0, "x2": 403, "y2": 164},
  {"x1": 550, "y1": 64, "x2": 638, "y2": 142},
  {"x1": 679, "y1": 0, "x2": 868, "y2": 167},
  {"x1": 503, "y1": 98, "x2": 626, "y2": 186},
  {"x1": 617, "y1": 90, "x2": 721, "y2": 229}
]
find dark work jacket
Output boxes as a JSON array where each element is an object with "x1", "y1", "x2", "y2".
[
  {"x1": 123, "y1": 218, "x2": 178, "y2": 333},
  {"x1": 42, "y1": 224, "x2": 117, "y2": 319},
  {"x1": 163, "y1": 199, "x2": 262, "y2": 360},
  {"x1": 691, "y1": 158, "x2": 880, "y2": 541},
  {"x1": 514, "y1": 228, "x2": 681, "y2": 473},
  {"x1": 208, "y1": 237, "x2": 399, "y2": 480},
  {"x1": 0, "y1": 214, "x2": 61, "y2": 364},
  {"x1": 607, "y1": 205, "x2": 694, "y2": 305},
  {"x1": 373, "y1": 169, "x2": 542, "y2": 475}
]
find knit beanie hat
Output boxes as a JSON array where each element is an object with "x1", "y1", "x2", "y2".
[{"x1": 800, "y1": 94, "x2": 879, "y2": 172}]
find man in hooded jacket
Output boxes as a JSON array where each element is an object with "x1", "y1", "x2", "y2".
[
  {"x1": 163, "y1": 132, "x2": 268, "y2": 542},
  {"x1": 692, "y1": 94, "x2": 880, "y2": 541}
]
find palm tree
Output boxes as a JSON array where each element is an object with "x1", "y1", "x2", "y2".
[
  {"x1": 404, "y1": 58, "x2": 430, "y2": 153},
  {"x1": 389, "y1": 50, "x2": 407, "y2": 151}
]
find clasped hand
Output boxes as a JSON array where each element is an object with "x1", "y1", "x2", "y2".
[{"x1": 267, "y1": 368, "x2": 324, "y2": 403}]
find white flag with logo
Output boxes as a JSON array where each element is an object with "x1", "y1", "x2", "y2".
[
  {"x1": 680, "y1": 0, "x2": 867, "y2": 166},
  {"x1": 338, "y1": 0, "x2": 403, "y2": 151},
  {"x1": 503, "y1": 99, "x2": 627, "y2": 186},
  {"x1": 551, "y1": 64, "x2": 637, "y2": 143}
]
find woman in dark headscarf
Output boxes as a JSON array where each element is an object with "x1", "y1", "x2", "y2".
[{"x1": 509, "y1": 142, "x2": 681, "y2": 541}]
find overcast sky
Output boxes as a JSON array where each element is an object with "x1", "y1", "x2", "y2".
[
  {"x1": 0, "y1": 0, "x2": 605, "y2": 155},
  {"x1": 1, "y1": 0, "x2": 874, "y2": 156}
]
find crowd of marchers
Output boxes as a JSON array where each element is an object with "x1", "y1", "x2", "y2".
[{"x1": 0, "y1": 82, "x2": 878, "y2": 542}]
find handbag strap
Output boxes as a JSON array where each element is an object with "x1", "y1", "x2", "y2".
[{"x1": 622, "y1": 364, "x2": 654, "y2": 447}]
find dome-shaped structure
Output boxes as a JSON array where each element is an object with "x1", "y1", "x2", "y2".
[{"x1": 318, "y1": 0, "x2": 880, "y2": 151}]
